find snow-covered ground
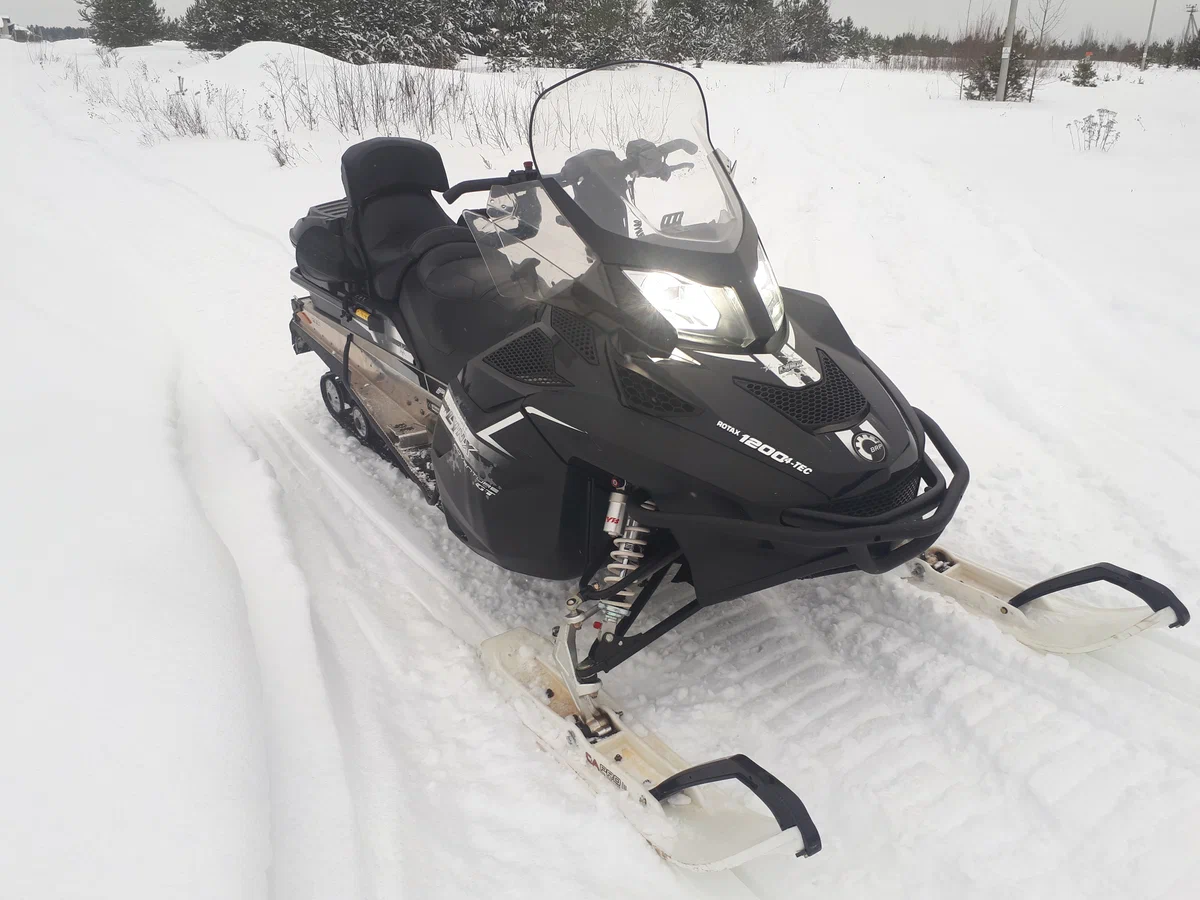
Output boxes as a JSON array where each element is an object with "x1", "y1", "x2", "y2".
[{"x1": 2, "y1": 39, "x2": 1198, "y2": 900}]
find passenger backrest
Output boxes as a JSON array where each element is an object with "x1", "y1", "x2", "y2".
[{"x1": 340, "y1": 138, "x2": 453, "y2": 275}]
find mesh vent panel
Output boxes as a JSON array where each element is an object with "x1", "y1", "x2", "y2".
[
  {"x1": 616, "y1": 367, "x2": 698, "y2": 416},
  {"x1": 483, "y1": 329, "x2": 571, "y2": 387},
  {"x1": 825, "y1": 470, "x2": 922, "y2": 518},
  {"x1": 736, "y1": 349, "x2": 868, "y2": 432},
  {"x1": 550, "y1": 307, "x2": 598, "y2": 365}
]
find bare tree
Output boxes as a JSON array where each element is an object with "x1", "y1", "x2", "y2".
[{"x1": 1026, "y1": 0, "x2": 1069, "y2": 100}]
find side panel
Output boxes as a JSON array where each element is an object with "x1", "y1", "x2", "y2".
[{"x1": 431, "y1": 386, "x2": 595, "y2": 581}]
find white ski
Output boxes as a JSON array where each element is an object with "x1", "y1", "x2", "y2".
[
  {"x1": 908, "y1": 546, "x2": 1189, "y2": 654},
  {"x1": 481, "y1": 627, "x2": 819, "y2": 871}
]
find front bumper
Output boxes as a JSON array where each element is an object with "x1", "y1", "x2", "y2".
[{"x1": 635, "y1": 408, "x2": 969, "y2": 577}]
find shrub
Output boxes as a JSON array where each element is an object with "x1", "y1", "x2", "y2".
[{"x1": 1072, "y1": 56, "x2": 1098, "y2": 86}]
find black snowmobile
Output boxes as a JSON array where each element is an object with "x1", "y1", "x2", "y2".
[{"x1": 286, "y1": 62, "x2": 1188, "y2": 869}]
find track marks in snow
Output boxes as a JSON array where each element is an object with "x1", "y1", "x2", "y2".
[{"x1": 172, "y1": 372, "x2": 363, "y2": 900}]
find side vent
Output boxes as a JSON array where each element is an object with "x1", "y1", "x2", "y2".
[
  {"x1": 736, "y1": 349, "x2": 868, "y2": 433},
  {"x1": 550, "y1": 306, "x2": 599, "y2": 365},
  {"x1": 823, "y1": 469, "x2": 923, "y2": 518},
  {"x1": 616, "y1": 367, "x2": 698, "y2": 417},
  {"x1": 483, "y1": 329, "x2": 571, "y2": 387}
]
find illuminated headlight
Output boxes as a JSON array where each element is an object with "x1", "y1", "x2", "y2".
[
  {"x1": 754, "y1": 243, "x2": 785, "y2": 332},
  {"x1": 623, "y1": 269, "x2": 751, "y2": 345}
]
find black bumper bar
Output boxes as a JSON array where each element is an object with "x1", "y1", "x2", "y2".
[{"x1": 635, "y1": 408, "x2": 969, "y2": 575}]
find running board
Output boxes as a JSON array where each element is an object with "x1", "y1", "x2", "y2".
[
  {"x1": 908, "y1": 546, "x2": 1189, "y2": 654},
  {"x1": 481, "y1": 628, "x2": 820, "y2": 871}
]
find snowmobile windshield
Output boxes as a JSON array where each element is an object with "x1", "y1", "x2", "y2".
[{"x1": 529, "y1": 62, "x2": 744, "y2": 253}]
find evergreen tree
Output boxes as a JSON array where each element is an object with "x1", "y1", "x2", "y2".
[
  {"x1": 645, "y1": 0, "x2": 699, "y2": 64},
  {"x1": 486, "y1": 0, "x2": 542, "y2": 70},
  {"x1": 574, "y1": 0, "x2": 644, "y2": 66},
  {"x1": 342, "y1": 0, "x2": 463, "y2": 66},
  {"x1": 78, "y1": 0, "x2": 166, "y2": 48},
  {"x1": 181, "y1": 0, "x2": 275, "y2": 53},
  {"x1": 963, "y1": 34, "x2": 1031, "y2": 100},
  {"x1": 1071, "y1": 55, "x2": 1098, "y2": 86},
  {"x1": 780, "y1": 0, "x2": 837, "y2": 63},
  {"x1": 727, "y1": 0, "x2": 783, "y2": 63},
  {"x1": 1181, "y1": 35, "x2": 1200, "y2": 69},
  {"x1": 460, "y1": 0, "x2": 499, "y2": 55}
]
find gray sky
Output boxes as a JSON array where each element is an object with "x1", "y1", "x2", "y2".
[{"x1": 10, "y1": 0, "x2": 1187, "y2": 44}]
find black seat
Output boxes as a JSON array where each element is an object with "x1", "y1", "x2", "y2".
[
  {"x1": 394, "y1": 226, "x2": 535, "y2": 384},
  {"x1": 339, "y1": 138, "x2": 528, "y2": 383},
  {"x1": 340, "y1": 137, "x2": 453, "y2": 296}
]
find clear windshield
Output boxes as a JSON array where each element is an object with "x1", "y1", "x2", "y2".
[{"x1": 529, "y1": 63, "x2": 744, "y2": 253}]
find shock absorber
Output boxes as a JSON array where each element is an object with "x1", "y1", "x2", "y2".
[{"x1": 598, "y1": 492, "x2": 652, "y2": 635}]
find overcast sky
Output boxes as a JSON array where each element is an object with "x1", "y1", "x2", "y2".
[{"x1": 12, "y1": 0, "x2": 1187, "y2": 44}]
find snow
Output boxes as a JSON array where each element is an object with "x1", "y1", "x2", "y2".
[{"x1": 2, "y1": 38, "x2": 1199, "y2": 900}]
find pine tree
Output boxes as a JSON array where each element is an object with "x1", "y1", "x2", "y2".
[
  {"x1": 963, "y1": 34, "x2": 1031, "y2": 100},
  {"x1": 780, "y1": 0, "x2": 837, "y2": 63},
  {"x1": 78, "y1": 0, "x2": 166, "y2": 48},
  {"x1": 1071, "y1": 55, "x2": 1098, "y2": 86},
  {"x1": 574, "y1": 0, "x2": 644, "y2": 66},
  {"x1": 181, "y1": 0, "x2": 275, "y2": 53},
  {"x1": 1180, "y1": 35, "x2": 1200, "y2": 69},
  {"x1": 343, "y1": 0, "x2": 463, "y2": 66},
  {"x1": 459, "y1": 0, "x2": 498, "y2": 55},
  {"x1": 486, "y1": 0, "x2": 542, "y2": 70},
  {"x1": 646, "y1": 0, "x2": 698, "y2": 64}
]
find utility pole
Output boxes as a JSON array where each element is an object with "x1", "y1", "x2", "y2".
[
  {"x1": 1141, "y1": 0, "x2": 1159, "y2": 70},
  {"x1": 995, "y1": 0, "x2": 1020, "y2": 101}
]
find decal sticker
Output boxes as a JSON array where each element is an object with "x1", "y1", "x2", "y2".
[
  {"x1": 438, "y1": 391, "x2": 505, "y2": 496},
  {"x1": 717, "y1": 420, "x2": 813, "y2": 475},
  {"x1": 585, "y1": 751, "x2": 628, "y2": 792},
  {"x1": 526, "y1": 407, "x2": 585, "y2": 432},
  {"x1": 852, "y1": 431, "x2": 887, "y2": 463},
  {"x1": 753, "y1": 343, "x2": 821, "y2": 387}
]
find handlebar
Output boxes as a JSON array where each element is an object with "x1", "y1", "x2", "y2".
[
  {"x1": 443, "y1": 176, "x2": 510, "y2": 204},
  {"x1": 444, "y1": 166, "x2": 539, "y2": 204}
]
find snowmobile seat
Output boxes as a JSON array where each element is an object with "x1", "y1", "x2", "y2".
[
  {"x1": 340, "y1": 137, "x2": 453, "y2": 297},
  {"x1": 394, "y1": 225, "x2": 533, "y2": 384}
]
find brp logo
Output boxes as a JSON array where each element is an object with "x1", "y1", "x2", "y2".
[{"x1": 853, "y1": 432, "x2": 887, "y2": 463}]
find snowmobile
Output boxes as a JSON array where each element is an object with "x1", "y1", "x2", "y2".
[{"x1": 286, "y1": 62, "x2": 1189, "y2": 870}]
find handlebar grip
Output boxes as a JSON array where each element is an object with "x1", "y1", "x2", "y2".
[{"x1": 444, "y1": 176, "x2": 509, "y2": 204}]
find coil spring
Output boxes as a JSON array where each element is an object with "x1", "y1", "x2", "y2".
[{"x1": 600, "y1": 502, "x2": 654, "y2": 622}]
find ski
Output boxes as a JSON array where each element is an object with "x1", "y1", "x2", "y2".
[
  {"x1": 908, "y1": 546, "x2": 1190, "y2": 654},
  {"x1": 481, "y1": 627, "x2": 821, "y2": 871}
]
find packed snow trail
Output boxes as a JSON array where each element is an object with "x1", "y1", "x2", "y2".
[{"x1": 3, "y1": 41, "x2": 1199, "y2": 900}]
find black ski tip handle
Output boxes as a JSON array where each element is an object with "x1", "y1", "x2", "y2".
[
  {"x1": 1009, "y1": 563, "x2": 1190, "y2": 629},
  {"x1": 649, "y1": 754, "x2": 822, "y2": 858}
]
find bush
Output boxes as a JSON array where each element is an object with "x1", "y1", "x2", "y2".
[
  {"x1": 77, "y1": 0, "x2": 166, "y2": 48},
  {"x1": 1072, "y1": 56, "x2": 1098, "y2": 86}
]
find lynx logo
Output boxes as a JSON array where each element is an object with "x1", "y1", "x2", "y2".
[
  {"x1": 853, "y1": 432, "x2": 887, "y2": 463},
  {"x1": 585, "y1": 752, "x2": 627, "y2": 792}
]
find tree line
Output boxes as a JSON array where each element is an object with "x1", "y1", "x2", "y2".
[{"x1": 67, "y1": 0, "x2": 1200, "y2": 72}]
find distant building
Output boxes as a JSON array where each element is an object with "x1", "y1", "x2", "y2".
[{"x1": 1, "y1": 17, "x2": 15, "y2": 40}]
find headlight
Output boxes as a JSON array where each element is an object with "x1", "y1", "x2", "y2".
[
  {"x1": 754, "y1": 243, "x2": 785, "y2": 332},
  {"x1": 623, "y1": 269, "x2": 752, "y2": 347}
]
